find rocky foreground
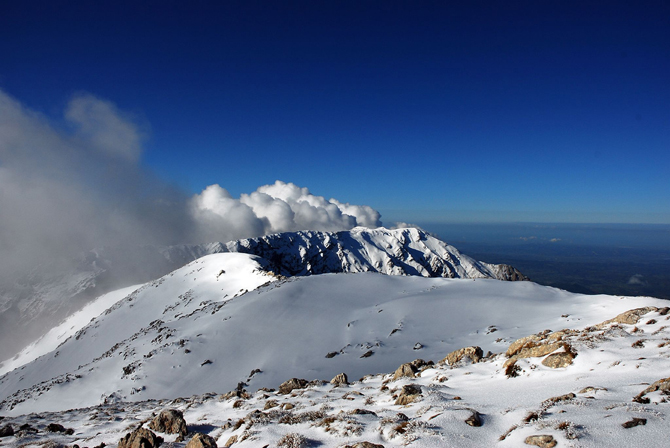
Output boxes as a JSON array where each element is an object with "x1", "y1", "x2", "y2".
[{"x1": 1, "y1": 305, "x2": 669, "y2": 448}]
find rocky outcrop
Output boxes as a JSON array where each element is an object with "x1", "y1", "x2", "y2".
[
  {"x1": 118, "y1": 427, "x2": 163, "y2": 448},
  {"x1": 148, "y1": 409, "x2": 187, "y2": 437},
  {"x1": 279, "y1": 378, "x2": 308, "y2": 395},
  {"x1": 185, "y1": 433, "x2": 217, "y2": 448},
  {"x1": 505, "y1": 330, "x2": 575, "y2": 368},
  {"x1": 595, "y1": 307, "x2": 658, "y2": 328},
  {"x1": 441, "y1": 346, "x2": 483, "y2": 365}
]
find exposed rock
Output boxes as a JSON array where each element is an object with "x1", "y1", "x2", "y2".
[
  {"x1": 622, "y1": 417, "x2": 647, "y2": 428},
  {"x1": 185, "y1": 433, "x2": 217, "y2": 448},
  {"x1": 148, "y1": 409, "x2": 187, "y2": 437},
  {"x1": 0, "y1": 424, "x2": 14, "y2": 437},
  {"x1": 264, "y1": 400, "x2": 279, "y2": 410},
  {"x1": 543, "y1": 392, "x2": 576, "y2": 406},
  {"x1": 634, "y1": 377, "x2": 670, "y2": 401},
  {"x1": 223, "y1": 435, "x2": 238, "y2": 447},
  {"x1": 597, "y1": 307, "x2": 658, "y2": 327},
  {"x1": 542, "y1": 352, "x2": 575, "y2": 368},
  {"x1": 343, "y1": 442, "x2": 385, "y2": 448},
  {"x1": 46, "y1": 423, "x2": 67, "y2": 433},
  {"x1": 524, "y1": 434, "x2": 557, "y2": 447},
  {"x1": 395, "y1": 384, "x2": 422, "y2": 405},
  {"x1": 330, "y1": 372, "x2": 349, "y2": 386},
  {"x1": 118, "y1": 427, "x2": 163, "y2": 448},
  {"x1": 392, "y1": 363, "x2": 418, "y2": 380},
  {"x1": 279, "y1": 378, "x2": 308, "y2": 395},
  {"x1": 578, "y1": 386, "x2": 607, "y2": 394},
  {"x1": 360, "y1": 350, "x2": 374, "y2": 358},
  {"x1": 507, "y1": 330, "x2": 570, "y2": 357},
  {"x1": 441, "y1": 346, "x2": 483, "y2": 365},
  {"x1": 465, "y1": 411, "x2": 483, "y2": 427}
]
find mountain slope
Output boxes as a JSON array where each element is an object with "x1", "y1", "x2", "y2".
[
  {"x1": 0, "y1": 251, "x2": 660, "y2": 416},
  {"x1": 0, "y1": 227, "x2": 526, "y2": 366}
]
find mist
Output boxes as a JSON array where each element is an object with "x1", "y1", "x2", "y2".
[{"x1": 0, "y1": 89, "x2": 381, "y2": 362}]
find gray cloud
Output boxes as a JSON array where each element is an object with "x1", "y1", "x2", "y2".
[{"x1": 0, "y1": 89, "x2": 381, "y2": 282}]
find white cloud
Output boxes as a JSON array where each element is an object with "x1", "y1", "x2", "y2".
[{"x1": 192, "y1": 180, "x2": 381, "y2": 240}]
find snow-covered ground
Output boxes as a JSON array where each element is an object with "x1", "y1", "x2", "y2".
[{"x1": 0, "y1": 248, "x2": 669, "y2": 447}]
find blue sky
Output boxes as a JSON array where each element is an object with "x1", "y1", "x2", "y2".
[{"x1": 1, "y1": 1, "x2": 668, "y2": 224}]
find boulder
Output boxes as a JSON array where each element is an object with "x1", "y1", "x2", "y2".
[
  {"x1": 441, "y1": 346, "x2": 483, "y2": 365},
  {"x1": 330, "y1": 372, "x2": 349, "y2": 386},
  {"x1": 392, "y1": 363, "x2": 418, "y2": 380},
  {"x1": 278, "y1": 378, "x2": 308, "y2": 395},
  {"x1": 0, "y1": 424, "x2": 13, "y2": 437},
  {"x1": 47, "y1": 423, "x2": 67, "y2": 433},
  {"x1": 185, "y1": 433, "x2": 217, "y2": 448},
  {"x1": 542, "y1": 352, "x2": 575, "y2": 368},
  {"x1": 148, "y1": 409, "x2": 188, "y2": 437},
  {"x1": 118, "y1": 427, "x2": 163, "y2": 448},
  {"x1": 395, "y1": 384, "x2": 422, "y2": 405},
  {"x1": 524, "y1": 434, "x2": 557, "y2": 447}
]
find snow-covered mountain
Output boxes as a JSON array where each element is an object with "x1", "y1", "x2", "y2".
[
  {"x1": 163, "y1": 227, "x2": 528, "y2": 281},
  {"x1": 0, "y1": 227, "x2": 526, "y2": 366},
  {"x1": 0, "y1": 248, "x2": 668, "y2": 447}
]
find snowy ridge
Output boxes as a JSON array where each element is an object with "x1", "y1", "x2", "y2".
[
  {"x1": 0, "y1": 227, "x2": 525, "y2": 367},
  {"x1": 165, "y1": 227, "x2": 528, "y2": 281}
]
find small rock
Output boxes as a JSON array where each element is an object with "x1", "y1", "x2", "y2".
[
  {"x1": 264, "y1": 400, "x2": 279, "y2": 410},
  {"x1": 465, "y1": 411, "x2": 483, "y2": 427},
  {"x1": 148, "y1": 409, "x2": 188, "y2": 436},
  {"x1": 524, "y1": 434, "x2": 557, "y2": 447},
  {"x1": 325, "y1": 352, "x2": 339, "y2": 358},
  {"x1": 343, "y1": 442, "x2": 385, "y2": 448},
  {"x1": 622, "y1": 417, "x2": 647, "y2": 428},
  {"x1": 441, "y1": 346, "x2": 483, "y2": 365},
  {"x1": 331, "y1": 372, "x2": 349, "y2": 386},
  {"x1": 185, "y1": 433, "x2": 217, "y2": 448},
  {"x1": 118, "y1": 427, "x2": 163, "y2": 448},
  {"x1": 278, "y1": 378, "x2": 308, "y2": 394},
  {"x1": 413, "y1": 343, "x2": 423, "y2": 350},
  {"x1": 543, "y1": 392, "x2": 576, "y2": 406},
  {"x1": 360, "y1": 350, "x2": 374, "y2": 358}
]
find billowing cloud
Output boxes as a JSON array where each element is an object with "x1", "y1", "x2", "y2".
[
  {"x1": 192, "y1": 181, "x2": 381, "y2": 241},
  {"x1": 0, "y1": 89, "x2": 382, "y2": 281}
]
